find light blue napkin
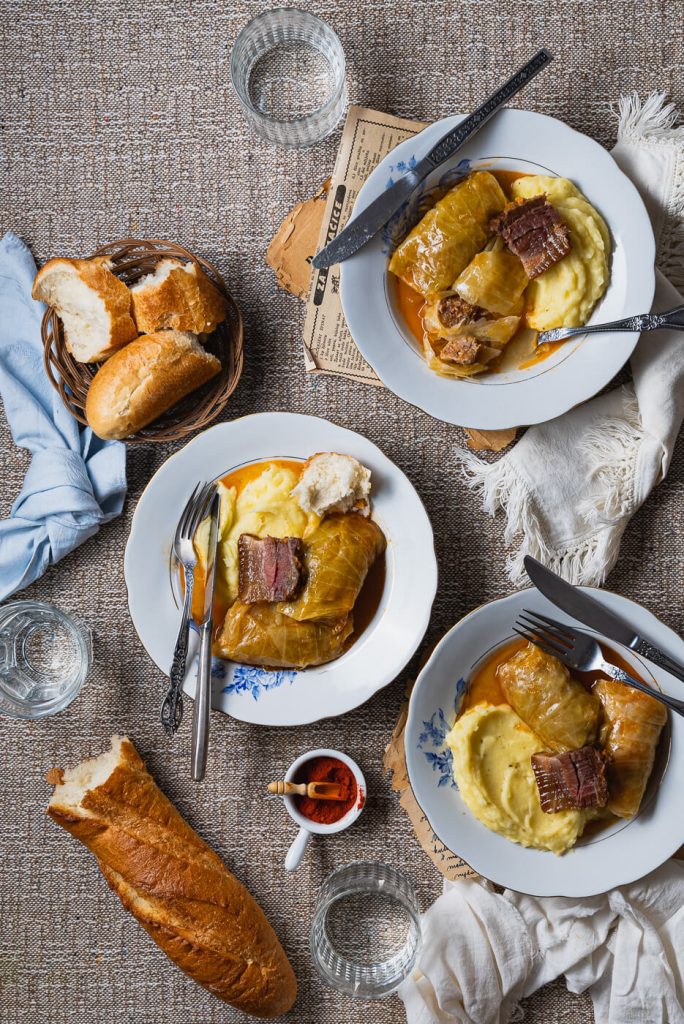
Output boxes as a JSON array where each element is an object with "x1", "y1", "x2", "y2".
[{"x1": 0, "y1": 232, "x2": 126, "y2": 600}]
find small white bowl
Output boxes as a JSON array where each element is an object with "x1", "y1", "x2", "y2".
[{"x1": 282, "y1": 748, "x2": 366, "y2": 871}]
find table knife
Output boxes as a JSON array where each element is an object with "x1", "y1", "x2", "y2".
[
  {"x1": 311, "y1": 48, "x2": 553, "y2": 269},
  {"x1": 524, "y1": 555, "x2": 684, "y2": 684},
  {"x1": 191, "y1": 491, "x2": 220, "y2": 782}
]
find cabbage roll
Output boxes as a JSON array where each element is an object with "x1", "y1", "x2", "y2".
[
  {"x1": 281, "y1": 514, "x2": 386, "y2": 623},
  {"x1": 421, "y1": 308, "x2": 520, "y2": 378},
  {"x1": 215, "y1": 602, "x2": 353, "y2": 669},
  {"x1": 498, "y1": 643, "x2": 601, "y2": 751},
  {"x1": 453, "y1": 249, "x2": 528, "y2": 316},
  {"x1": 388, "y1": 172, "x2": 506, "y2": 298},
  {"x1": 594, "y1": 677, "x2": 667, "y2": 818}
]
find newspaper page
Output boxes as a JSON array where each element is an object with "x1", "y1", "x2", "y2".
[{"x1": 302, "y1": 105, "x2": 427, "y2": 385}]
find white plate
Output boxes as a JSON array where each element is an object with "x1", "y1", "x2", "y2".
[
  {"x1": 405, "y1": 588, "x2": 684, "y2": 897},
  {"x1": 125, "y1": 413, "x2": 437, "y2": 726},
  {"x1": 340, "y1": 109, "x2": 656, "y2": 430}
]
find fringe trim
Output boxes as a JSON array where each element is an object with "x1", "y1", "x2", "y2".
[
  {"x1": 613, "y1": 91, "x2": 684, "y2": 291},
  {"x1": 613, "y1": 90, "x2": 684, "y2": 143},
  {"x1": 577, "y1": 386, "x2": 642, "y2": 525},
  {"x1": 457, "y1": 409, "x2": 637, "y2": 588}
]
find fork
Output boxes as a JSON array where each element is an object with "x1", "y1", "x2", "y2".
[
  {"x1": 160, "y1": 481, "x2": 216, "y2": 736},
  {"x1": 536, "y1": 304, "x2": 684, "y2": 346},
  {"x1": 514, "y1": 608, "x2": 684, "y2": 718}
]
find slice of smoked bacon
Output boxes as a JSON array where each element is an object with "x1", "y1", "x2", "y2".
[
  {"x1": 531, "y1": 745, "x2": 608, "y2": 813},
  {"x1": 490, "y1": 196, "x2": 571, "y2": 279}
]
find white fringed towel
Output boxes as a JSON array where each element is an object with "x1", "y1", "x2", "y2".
[{"x1": 459, "y1": 94, "x2": 684, "y2": 586}]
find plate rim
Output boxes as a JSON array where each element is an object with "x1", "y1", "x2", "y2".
[
  {"x1": 340, "y1": 108, "x2": 656, "y2": 429},
  {"x1": 124, "y1": 411, "x2": 439, "y2": 726},
  {"x1": 405, "y1": 586, "x2": 684, "y2": 897}
]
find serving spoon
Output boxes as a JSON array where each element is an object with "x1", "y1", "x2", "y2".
[{"x1": 536, "y1": 304, "x2": 684, "y2": 346}]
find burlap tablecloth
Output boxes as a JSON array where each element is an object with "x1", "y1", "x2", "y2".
[{"x1": 1, "y1": 2, "x2": 682, "y2": 1021}]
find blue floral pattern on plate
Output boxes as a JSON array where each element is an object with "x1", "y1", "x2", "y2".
[
  {"x1": 219, "y1": 660, "x2": 298, "y2": 701},
  {"x1": 416, "y1": 676, "x2": 469, "y2": 789},
  {"x1": 380, "y1": 156, "x2": 472, "y2": 256}
]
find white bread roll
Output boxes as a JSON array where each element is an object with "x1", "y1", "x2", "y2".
[
  {"x1": 130, "y1": 258, "x2": 228, "y2": 334},
  {"x1": 32, "y1": 256, "x2": 137, "y2": 362},
  {"x1": 291, "y1": 452, "x2": 371, "y2": 517},
  {"x1": 85, "y1": 329, "x2": 221, "y2": 440},
  {"x1": 47, "y1": 736, "x2": 297, "y2": 1018}
]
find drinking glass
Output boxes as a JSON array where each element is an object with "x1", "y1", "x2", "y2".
[
  {"x1": 230, "y1": 8, "x2": 347, "y2": 147},
  {"x1": 310, "y1": 861, "x2": 422, "y2": 998},
  {"x1": 0, "y1": 601, "x2": 92, "y2": 719}
]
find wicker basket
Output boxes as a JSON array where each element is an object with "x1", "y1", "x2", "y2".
[{"x1": 41, "y1": 238, "x2": 244, "y2": 444}]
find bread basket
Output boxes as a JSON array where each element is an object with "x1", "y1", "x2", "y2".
[{"x1": 41, "y1": 238, "x2": 244, "y2": 444}]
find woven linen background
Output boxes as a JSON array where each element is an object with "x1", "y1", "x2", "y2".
[{"x1": 1, "y1": 2, "x2": 683, "y2": 1022}]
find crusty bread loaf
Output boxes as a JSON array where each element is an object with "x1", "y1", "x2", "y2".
[
  {"x1": 32, "y1": 256, "x2": 137, "y2": 362},
  {"x1": 85, "y1": 329, "x2": 221, "y2": 439},
  {"x1": 130, "y1": 258, "x2": 228, "y2": 334},
  {"x1": 47, "y1": 736, "x2": 297, "y2": 1018}
]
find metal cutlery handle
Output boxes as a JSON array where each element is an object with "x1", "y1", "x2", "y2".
[
  {"x1": 160, "y1": 570, "x2": 195, "y2": 735},
  {"x1": 633, "y1": 639, "x2": 684, "y2": 685},
  {"x1": 191, "y1": 622, "x2": 213, "y2": 781},
  {"x1": 427, "y1": 49, "x2": 553, "y2": 167},
  {"x1": 538, "y1": 304, "x2": 684, "y2": 345},
  {"x1": 604, "y1": 663, "x2": 684, "y2": 717}
]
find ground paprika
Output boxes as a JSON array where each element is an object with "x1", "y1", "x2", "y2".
[{"x1": 294, "y1": 755, "x2": 358, "y2": 824}]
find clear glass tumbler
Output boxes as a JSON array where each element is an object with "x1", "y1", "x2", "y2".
[
  {"x1": 0, "y1": 601, "x2": 92, "y2": 719},
  {"x1": 230, "y1": 8, "x2": 347, "y2": 147},
  {"x1": 310, "y1": 861, "x2": 422, "y2": 998}
]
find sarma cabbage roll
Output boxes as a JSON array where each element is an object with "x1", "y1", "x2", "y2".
[
  {"x1": 389, "y1": 172, "x2": 506, "y2": 298},
  {"x1": 453, "y1": 249, "x2": 528, "y2": 316},
  {"x1": 498, "y1": 643, "x2": 601, "y2": 751},
  {"x1": 421, "y1": 310, "x2": 520, "y2": 378},
  {"x1": 281, "y1": 514, "x2": 386, "y2": 623},
  {"x1": 594, "y1": 677, "x2": 667, "y2": 818},
  {"x1": 215, "y1": 602, "x2": 353, "y2": 669}
]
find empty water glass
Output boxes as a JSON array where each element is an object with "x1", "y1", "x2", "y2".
[
  {"x1": 230, "y1": 9, "x2": 347, "y2": 147},
  {"x1": 0, "y1": 601, "x2": 92, "y2": 719},
  {"x1": 310, "y1": 861, "x2": 422, "y2": 998}
]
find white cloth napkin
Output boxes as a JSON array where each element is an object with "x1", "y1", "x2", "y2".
[
  {"x1": 399, "y1": 861, "x2": 684, "y2": 1024},
  {"x1": 459, "y1": 94, "x2": 684, "y2": 586}
]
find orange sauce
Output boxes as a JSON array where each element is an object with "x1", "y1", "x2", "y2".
[
  {"x1": 185, "y1": 457, "x2": 386, "y2": 649},
  {"x1": 396, "y1": 278, "x2": 426, "y2": 347},
  {"x1": 491, "y1": 169, "x2": 526, "y2": 195},
  {"x1": 519, "y1": 339, "x2": 564, "y2": 370}
]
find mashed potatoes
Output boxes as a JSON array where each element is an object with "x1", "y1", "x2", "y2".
[
  {"x1": 447, "y1": 703, "x2": 587, "y2": 854},
  {"x1": 196, "y1": 464, "x2": 319, "y2": 609},
  {"x1": 510, "y1": 175, "x2": 611, "y2": 331}
]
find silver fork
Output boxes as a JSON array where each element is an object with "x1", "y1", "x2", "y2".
[
  {"x1": 160, "y1": 481, "x2": 216, "y2": 736},
  {"x1": 536, "y1": 304, "x2": 684, "y2": 346},
  {"x1": 514, "y1": 608, "x2": 684, "y2": 718}
]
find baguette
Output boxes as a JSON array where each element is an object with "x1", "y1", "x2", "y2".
[
  {"x1": 130, "y1": 258, "x2": 228, "y2": 334},
  {"x1": 32, "y1": 256, "x2": 137, "y2": 362},
  {"x1": 47, "y1": 736, "x2": 297, "y2": 1018},
  {"x1": 85, "y1": 329, "x2": 221, "y2": 439}
]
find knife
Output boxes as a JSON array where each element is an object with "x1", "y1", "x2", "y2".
[
  {"x1": 191, "y1": 491, "x2": 220, "y2": 782},
  {"x1": 524, "y1": 555, "x2": 684, "y2": 684},
  {"x1": 311, "y1": 48, "x2": 553, "y2": 269}
]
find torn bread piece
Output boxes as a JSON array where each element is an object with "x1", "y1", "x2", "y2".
[
  {"x1": 32, "y1": 256, "x2": 137, "y2": 362},
  {"x1": 291, "y1": 452, "x2": 371, "y2": 518},
  {"x1": 130, "y1": 258, "x2": 227, "y2": 334}
]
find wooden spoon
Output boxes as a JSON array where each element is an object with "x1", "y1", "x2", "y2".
[{"x1": 267, "y1": 780, "x2": 346, "y2": 800}]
